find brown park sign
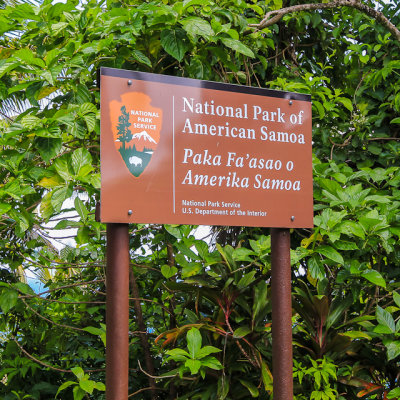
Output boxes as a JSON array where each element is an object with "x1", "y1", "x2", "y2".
[{"x1": 100, "y1": 68, "x2": 313, "y2": 228}]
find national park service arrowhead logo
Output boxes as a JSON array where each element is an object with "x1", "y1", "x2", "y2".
[{"x1": 111, "y1": 92, "x2": 162, "y2": 177}]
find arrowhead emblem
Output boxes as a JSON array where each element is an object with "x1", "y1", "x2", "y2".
[{"x1": 110, "y1": 92, "x2": 162, "y2": 177}]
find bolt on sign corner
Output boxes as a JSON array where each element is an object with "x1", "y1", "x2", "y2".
[{"x1": 100, "y1": 67, "x2": 313, "y2": 228}]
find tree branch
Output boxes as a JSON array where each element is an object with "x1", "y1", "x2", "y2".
[
  {"x1": 20, "y1": 297, "x2": 88, "y2": 332},
  {"x1": 250, "y1": 0, "x2": 400, "y2": 43}
]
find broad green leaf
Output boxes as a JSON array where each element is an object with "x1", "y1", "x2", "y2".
[
  {"x1": 183, "y1": 0, "x2": 211, "y2": 9},
  {"x1": 337, "y1": 97, "x2": 353, "y2": 111},
  {"x1": 313, "y1": 100, "x2": 325, "y2": 118},
  {"x1": 75, "y1": 197, "x2": 88, "y2": 221},
  {"x1": 232, "y1": 247, "x2": 256, "y2": 262},
  {"x1": 237, "y1": 271, "x2": 256, "y2": 289},
  {"x1": 261, "y1": 361, "x2": 273, "y2": 391},
  {"x1": 76, "y1": 226, "x2": 90, "y2": 245},
  {"x1": 196, "y1": 345, "x2": 221, "y2": 359},
  {"x1": 161, "y1": 264, "x2": 178, "y2": 279},
  {"x1": 333, "y1": 240, "x2": 358, "y2": 251},
  {"x1": 72, "y1": 148, "x2": 92, "y2": 176},
  {"x1": 79, "y1": 380, "x2": 96, "y2": 394},
  {"x1": 0, "y1": 202, "x2": 11, "y2": 215},
  {"x1": 83, "y1": 326, "x2": 106, "y2": 346},
  {"x1": 161, "y1": 29, "x2": 190, "y2": 62},
  {"x1": 51, "y1": 21, "x2": 69, "y2": 35},
  {"x1": 15, "y1": 49, "x2": 45, "y2": 68},
  {"x1": 76, "y1": 84, "x2": 91, "y2": 104},
  {"x1": 220, "y1": 37, "x2": 254, "y2": 58},
  {"x1": 376, "y1": 306, "x2": 395, "y2": 332},
  {"x1": 185, "y1": 359, "x2": 202, "y2": 374},
  {"x1": 365, "y1": 195, "x2": 392, "y2": 204},
  {"x1": 9, "y1": 2, "x2": 37, "y2": 19},
  {"x1": 83, "y1": 113, "x2": 96, "y2": 132},
  {"x1": 0, "y1": 288, "x2": 18, "y2": 313},
  {"x1": 79, "y1": 103, "x2": 97, "y2": 115},
  {"x1": 35, "y1": 138, "x2": 62, "y2": 163},
  {"x1": 14, "y1": 282, "x2": 35, "y2": 295},
  {"x1": 239, "y1": 379, "x2": 259, "y2": 397},
  {"x1": 73, "y1": 385, "x2": 86, "y2": 400},
  {"x1": 132, "y1": 49, "x2": 152, "y2": 67},
  {"x1": 233, "y1": 326, "x2": 252, "y2": 338},
  {"x1": 0, "y1": 60, "x2": 20, "y2": 79},
  {"x1": 392, "y1": 291, "x2": 400, "y2": 308},
  {"x1": 40, "y1": 192, "x2": 55, "y2": 221},
  {"x1": 386, "y1": 341, "x2": 400, "y2": 361},
  {"x1": 51, "y1": 186, "x2": 72, "y2": 213},
  {"x1": 182, "y1": 263, "x2": 202, "y2": 278},
  {"x1": 94, "y1": 382, "x2": 105, "y2": 391},
  {"x1": 181, "y1": 17, "x2": 214, "y2": 39},
  {"x1": 71, "y1": 367, "x2": 85, "y2": 380},
  {"x1": 308, "y1": 256, "x2": 325, "y2": 281},
  {"x1": 201, "y1": 356, "x2": 223, "y2": 370},
  {"x1": 164, "y1": 225, "x2": 182, "y2": 239},
  {"x1": 373, "y1": 324, "x2": 393, "y2": 334},
  {"x1": 166, "y1": 348, "x2": 190, "y2": 361},
  {"x1": 338, "y1": 221, "x2": 365, "y2": 239},
  {"x1": 216, "y1": 243, "x2": 234, "y2": 271},
  {"x1": 187, "y1": 327, "x2": 202, "y2": 358},
  {"x1": 54, "y1": 157, "x2": 73, "y2": 182},
  {"x1": 341, "y1": 331, "x2": 371, "y2": 340},
  {"x1": 362, "y1": 270, "x2": 386, "y2": 288},
  {"x1": 56, "y1": 381, "x2": 76, "y2": 397},
  {"x1": 21, "y1": 115, "x2": 42, "y2": 129},
  {"x1": 315, "y1": 245, "x2": 344, "y2": 264},
  {"x1": 388, "y1": 388, "x2": 400, "y2": 399}
]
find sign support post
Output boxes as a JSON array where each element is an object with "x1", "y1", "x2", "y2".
[
  {"x1": 106, "y1": 223, "x2": 130, "y2": 400},
  {"x1": 100, "y1": 68, "x2": 312, "y2": 399},
  {"x1": 271, "y1": 228, "x2": 293, "y2": 400}
]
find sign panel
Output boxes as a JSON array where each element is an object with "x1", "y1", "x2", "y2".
[{"x1": 100, "y1": 68, "x2": 313, "y2": 227}]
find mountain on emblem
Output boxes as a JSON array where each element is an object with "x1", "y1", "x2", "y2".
[
  {"x1": 111, "y1": 93, "x2": 162, "y2": 178},
  {"x1": 132, "y1": 130, "x2": 157, "y2": 144}
]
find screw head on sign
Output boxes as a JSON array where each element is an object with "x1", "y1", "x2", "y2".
[
  {"x1": 289, "y1": 100, "x2": 293, "y2": 105},
  {"x1": 291, "y1": 216, "x2": 295, "y2": 221},
  {"x1": 128, "y1": 210, "x2": 133, "y2": 215},
  {"x1": 127, "y1": 80, "x2": 132, "y2": 86}
]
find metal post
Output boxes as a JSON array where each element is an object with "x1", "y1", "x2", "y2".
[
  {"x1": 271, "y1": 228, "x2": 293, "y2": 400},
  {"x1": 106, "y1": 223, "x2": 130, "y2": 400}
]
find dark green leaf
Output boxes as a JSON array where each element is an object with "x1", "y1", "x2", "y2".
[
  {"x1": 315, "y1": 245, "x2": 344, "y2": 264},
  {"x1": 187, "y1": 327, "x2": 202, "y2": 358},
  {"x1": 376, "y1": 306, "x2": 395, "y2": 332},
  {"x1": 362, "y1": 270, "x2": 386, "y2": 288},
  {"x1": 181, "y1": 17, "x2": 214, "y2": 39},
  {"x1": 161, "y1": 29, "x2": 190, "y2": 62},
  {"x1": 220, "y1": 37, "x2": 254, "y2": 58},
  {"x1": 161, "y1": 264, "x2": 178, "y2": 279},
  {"x1": 0, "y1": 289, "x2": 18, "y2": 313},
  {"x1": 35, "y1": 138, "x2": 62, "y2": 163},
  {"x1": 386, "y1": 341, "x2": 400, "y2": 361},
  {"x1": 239, "y1": 379, "x2": 259, "y2": 397},
  {"x1": 233, "y1": 326, "x2": 252, "y2": 338}
]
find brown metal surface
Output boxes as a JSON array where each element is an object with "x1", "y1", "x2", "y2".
[
  {"x1": 100, "y1": 69, "x2": 313, "y2": 228},
  {"x1": 271, "y1": 228, "x2": 293, "y2": 400},
  {"x1": 106, "y1": 223, "x2": 130, "y2": 400}
]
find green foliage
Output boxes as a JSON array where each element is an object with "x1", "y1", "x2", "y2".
[
  {"x1": 0, "y1": 0, "x2": 400, "y2": 398},
  {"x1": 165, "y1": 327, "x2": 222, "y2": 377}
]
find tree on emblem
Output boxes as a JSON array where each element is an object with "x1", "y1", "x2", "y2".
[{"x1": 117, "y1": 106, "x2": 132, "y2": 150}]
